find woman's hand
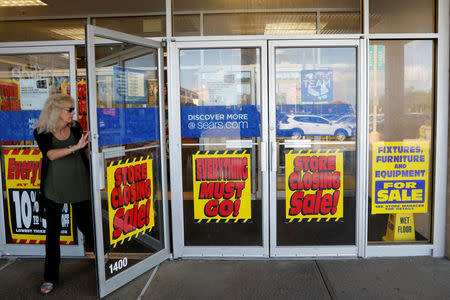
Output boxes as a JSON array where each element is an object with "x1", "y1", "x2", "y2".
[
  {"x1": 47, "y1": 132, "x2": 89, "y2": 160},
  {"x1": 75, "y1": 132, "x2": 89, "y2": 151}
]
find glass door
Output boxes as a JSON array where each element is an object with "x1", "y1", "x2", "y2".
[
  {"x1": 170, "y1": 41, "x2": 269, "y2": 257},
  {"x1": 268, "y1": 40, "x2": 363, "y2": 257},
  {"x1": 0, "y1": 46, "x2": 85, "y2": 257},
  {"x1": 85, "y1": 25, "x2": 170, "y2": 297}
]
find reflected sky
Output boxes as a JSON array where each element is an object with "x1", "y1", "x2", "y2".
[
  {"x1": 179, "y1": 47, "x2": 357, "y2": 108},
  {"x1": 370, "y1": 40, "x2": 433, "y2": 99}
]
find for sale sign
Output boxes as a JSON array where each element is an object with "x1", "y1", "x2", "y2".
[
  {"x1": 372, "y1": 141, "x2": 429, "y2": 214},
  {"x1": 4, "y1": 149, "x2": 75, "y2": 244},
  {"x1": 192, "y1": 150, "x2": 252, "y2": 223}
]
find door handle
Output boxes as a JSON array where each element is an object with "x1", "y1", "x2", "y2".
[
  {"x1": 260, "y1": 141, "x2": 267, "y2": 172},
  {"x1": 92, "y1": 152, "x2": 105, "y2": 190},
  {"x1": 271, "y1": 141, "x2": 277, "y2": 172}
]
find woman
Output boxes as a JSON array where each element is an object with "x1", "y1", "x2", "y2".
[{"x1": 34, "y1": 94, "x2": 94, "y2": 295}]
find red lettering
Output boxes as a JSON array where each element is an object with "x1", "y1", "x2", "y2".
[
  {"x1": 218, "y1": 199, "x2": 233, "y2": 217},
  {"x1": 128, "y1": 165, "x2": 135, "y2": 183},
  {"x1": 223, "y1": 182, "x2": 235, "y2": 199},
  {"x1": 114, "y1": 168, "x2": 122, "y2": 187},
  {"x1": 289, "y1": 191, "x2": 303, "y2": 215},
  {"x1": 111, "y1": 187, "x2": 122, "y2": 209},
  {"x1": 234, "y1": 182, "x2": 245, "y2": 198},
  {"x1": 233, "y1": 199, "x2": 241, "y2": 217},
  {"x1": 123, "y1": 209, "x2": 134, "y2": 234},
  {"x1": 138, "y1": 202, "x2": 147, "y2": 228},
  {"x1": 145, "y1": 179, "x2": 152, "y2": 198},
  {"x1": 204, "y1": 199, "x2": 219, "y2": 217},
  {"x1": 288, "y1": 191, "x2": 340, "y2": 216},
  {"x1": 320, "y1": 193, "x2": 333, "y2": 214},
  {"x1": 113, "y1": 208, "x2": 124, "y2": 238}
]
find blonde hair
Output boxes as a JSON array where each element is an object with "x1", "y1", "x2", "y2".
[{"x1": 34, "y1": 93, "x2": 76, "y2": 134}]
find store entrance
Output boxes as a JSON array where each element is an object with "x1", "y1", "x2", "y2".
[
  {"x1": 170, "y1": 39, "x2": 362, "y2": 258},
  {"x1": 85, "y1": 25, "x2": 170, "y2": 297}
]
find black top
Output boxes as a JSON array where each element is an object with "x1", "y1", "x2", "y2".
[{"x1": 34, "y1": 122, "x2": 89, "y2": 210}]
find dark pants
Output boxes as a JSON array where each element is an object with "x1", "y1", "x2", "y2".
[{"x1": 44, "y1": 199, "x2": 95, "y2": 283}]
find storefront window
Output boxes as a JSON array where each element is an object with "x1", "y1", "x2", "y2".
[
  {"x1": 173, "y1": 0, "x2": 361, "y2": 36},
  {"x1": 369, "y1": 0, "x2": 435, "y2": 33},
  {"x1": 0, "y1": 19, "x2": 87, "y2": 41},
  {"x1": 275, "y1": 46, "x2": 357, "y2": 245},
  {"x1": 173, "y1": 15, "x2": 201, "y2": 36},
  {"x1": 368, "y1": 40, "x2": 435, "y2": 243},
  {"x1": 92, "y1": 16, "x2": 166, "y2": 37},
  {"x1": 0, "y1": 52, "x2": 76, "y2": 245},
  {"x1": 179, "y1": 48, "x2": 263, "y2": 246},
  {"x1": 0, "y1": 0, "x2": 165, "y2": 41}
]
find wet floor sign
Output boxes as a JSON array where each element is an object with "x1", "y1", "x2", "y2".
[{"x1": 382, "y1": 213, "x2": 415, "y2": 241}]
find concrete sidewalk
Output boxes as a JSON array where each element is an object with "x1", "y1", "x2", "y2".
[{"x1": 0, "y1": 256, "x2": 449, "y2": 299}]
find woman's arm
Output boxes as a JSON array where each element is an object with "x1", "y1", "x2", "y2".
[{"x1": 46, "y1": 133, "x2": 89, "y2": 161}]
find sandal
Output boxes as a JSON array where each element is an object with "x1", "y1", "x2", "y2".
[{"x1": 40, "y1": 282, "x2": 54, "y2": 295}]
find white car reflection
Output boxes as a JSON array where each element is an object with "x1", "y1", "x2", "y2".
[
  {"x1": 334, "y1": 115, "x2": 356, "y2": 136},
  {"x1": 278, "y1": 114, "x2": 352, "y2": 141}
]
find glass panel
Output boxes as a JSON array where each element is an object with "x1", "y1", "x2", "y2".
[
  {"x1": 0, "y1": 0, "x2": 165, "y2": 17},
  {"x1": 92, "y1": 43, "x2": 165, "y2": 278},
  {"x1": 203, "y1": 13, "x2": 317, "y2": 36},
  {"x1": 93, "y1": 16, "x2": 166, "y2": 37},
  {"x1": 369, "y1": 0, "x2": 435, "y2": 33},
  {"x1": 320, "y1": 12, "x2": 360, "y2": 34},
  {"x1": 275, "y1": 47, "x2": 357, "y2": 245},
  {"x1": 0, "y1": 52, "x2": 79, "y2": 245},
  {"x1": 0, "y1": 19, "x2": 87, "y2": 41},
  {"x1": 173, "y1": 0, "x2": 361, "y2": 36},
  {"x1": 173, "y1": 15, "x2": 201, "y2": 36},
  {"x1": 179, "y1": 48, "x2": 262, "y2": 246},
  {"x1": 1, "y1": 0, "x2": 165, "y2": 41},
  {"x1": 368, "y1": 40, "x2": 434, "y2": 244}
]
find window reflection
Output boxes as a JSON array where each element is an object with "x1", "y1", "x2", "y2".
[
  {"x1": 275, "y1": 47, "x2": 357, "y2": 246},
  {"x1": 173, "y1": 0, "x2": 361, "y2": 36},
  {"x1": 368, "y1": 40, "x2": 434, "y2": 243},
  {"x1": 179, "y1": 48, "x2": 263, "y2": 246},
  {"x1": 276, "y1": 47, "x2": 357, "y2": 141}
]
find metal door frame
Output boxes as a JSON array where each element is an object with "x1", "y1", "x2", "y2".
[
  {"x1": 268, "y1": 39, "x2": 365, "y2": 257},
  {"x1": 169, "y1": 40, "x2": 270, "y2": 258},
  {"x1": 85, "y1": 25, "x2": 170, "y2": 298},
  {"x1": 0, "y1": 45, "x2": 84, "y2": 257}
]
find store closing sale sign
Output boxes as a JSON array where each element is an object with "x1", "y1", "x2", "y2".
[
  {"x1": 4, "y1": 149, "x2": 74, "y2": 244},
  {"x1": 285, "y1": 150, "x2": 344, "y2": 222},
  {"x1": 107, "y1": 156, "x2": 155, "y2": 248},
  {"x1": 193, "y1": 150, "x2": 251, "y2": 223},
  {"x1": 372, "y1": 141, "x2": 429, "y2": 214}
]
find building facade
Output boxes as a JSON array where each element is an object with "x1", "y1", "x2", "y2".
[{"x1": 0, "y1": 0, "x2": 448, "y2": 297}]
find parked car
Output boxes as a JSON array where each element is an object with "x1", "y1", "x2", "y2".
[
  {"x1": 334, "y1": 115, "x2": 356, "y2": 136},
  {"x1": 278, "y1": 114, "x2": 352, "y2": 140}
]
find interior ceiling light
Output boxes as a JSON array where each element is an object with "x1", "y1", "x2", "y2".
[
  {"x1": 0, "y1": 0, "x2": 47, "y2": 7},
  {"x1": 49, "y1": 28, "x2": 103, "y2": 40},
  {"x1": 264, "y1": 22, "x2": 316, "y2": 35},
  {"x1": 50, "y1": 28, "x2": 85, "y2": 40}
]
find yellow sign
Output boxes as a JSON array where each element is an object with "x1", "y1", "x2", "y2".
[
  {"x1": 106, "y1": 156, "x2": 154, "y2": 248},
  {"x1": 372, "y1": 141, "x2": 429, "y2": 214},
  {"x1": 382, "y1": 213, "x2": 415, "y2": 241},
  {"x1": 285, "y1": 150, "x2": 344, "y2": 222},
  {"x1": 193, "y1": 150, "x2": 251, "y2": 223},
  {"x1": 4, "y1": 149, "x2": 75, "y2": 244}
]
